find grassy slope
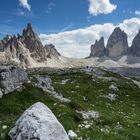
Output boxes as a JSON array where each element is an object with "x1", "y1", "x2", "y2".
[{"x1": 0, "y1": 69, "x2": 140, "y2": 140}]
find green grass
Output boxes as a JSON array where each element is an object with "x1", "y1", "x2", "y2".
[{"x1": 0, "y1": 68, "x2": 140, "y2": 140}]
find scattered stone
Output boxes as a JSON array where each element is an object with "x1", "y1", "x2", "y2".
[
  {"x1": 68, "y1": 130, "x2": 77, "y2": 139},
  {"x1": 61, "y1": 79, "x2": 70, "y2": 85},
  {"x1": 132, "y1": 80, "x2": 140, "y2": 88},
  {"x1": 36, "y1": 76, "x2": 70, "y2": 103},
  {"x1": 77, "y1": 110, "x2": 99, "y2": 119},
  {"x1": 37, "y1": 75, "x2": 54, "y2": 91},
  {"x1": 105, "y1": 93, "x2": 118, "y2": 101},
  {"x1": 2, "y1": 125, "x2": 7, "y2": 130},
  {"x1": 109, "y1": 84, "x2": 119, "y2": 91}
]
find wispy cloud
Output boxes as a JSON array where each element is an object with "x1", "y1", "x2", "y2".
[
  {"x1": 12, "y1": 8, "x2": 34, "y2": 17},
  {"x1": 60, "y1": 24, "x2": 74, "y2": 32},
  {"x1": 19, "y1": 0, "x2": 31, "y2": 11},
  {"x1": 135, "y1": 10, "x2": 140, "y2": 16},
  {"x1": 88, "y1": 0, "x2": 117, "y2": 16},
  {"x1": 46, "y1": 2, "x2": 56, "y2": 14}
]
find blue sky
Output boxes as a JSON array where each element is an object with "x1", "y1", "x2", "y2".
[{"x1": 0, "y1": 0, "x2": 140, "y2": 57}]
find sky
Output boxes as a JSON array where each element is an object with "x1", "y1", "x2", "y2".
[{"x1": 0, "y1": 0, "x2": 140, "y2": 58}]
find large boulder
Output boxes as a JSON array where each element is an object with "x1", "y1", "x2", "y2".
[
  {"x1": 89, "y1": 37, "x2": 105, "y2": 57},
  {"x1": 106, "y1": 27, "x2": 128, "y2": 58},
  {"x1": 130, "y1": 30, "x2": 140, "y2": 57},
  {"x1": 0, "y1": 66, "x2": 28, "y2": 97},
  {"x1": 9, "y1": 102, "x2": 70, "y2": 140}
]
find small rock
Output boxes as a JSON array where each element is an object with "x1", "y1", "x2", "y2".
[
  {"x1": 68, "y1": 130, "x2": 77, "y2": 139},
  {"x1": 2, "y1": 125, "x2": 7, "y2": 130}
]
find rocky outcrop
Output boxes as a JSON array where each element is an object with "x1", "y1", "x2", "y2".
[
  {"x1": 0, "y1": 66, "x2": 28, "y2": 98},
  {"x1": 9, "y1": 102, "x2": 70, "y2": 140},
  {"x1": 130, "y1": 30, "x2": 140, "y2": 57},
  {"x1": 89, "y1": 37, "x2": 105, "y2": 57},
  {"x1": 106, "y1": 27, "x2": 128, "y2": 58},
  {"x1": 45, "y1": 44, "x2": 60, "y2": 58},
  {"x1": 36, "y1": 75, "x2": 71, "y2": 103},
  {"x1": 36, "y1": 76, "x2": 54, "y2": 91}
]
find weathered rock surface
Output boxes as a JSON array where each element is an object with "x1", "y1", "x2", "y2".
[
  {"x1": 68, "y1": 130, "x2": 77, "y2": 139},
  {"x1": 89, "y1": 37, "x2": 105, "y2": 57},
  {"x1": 36, "y1": 76, "x2": 54, "y2": 91},
  {"x1": 22, "y1": 23, "x2": 46, "y2": 62},
  {"x1": 45, "y1": 44, "x2": 60, "y2": 58},
  {"x1": 0, "y1": 23, "x2": 61, "y2": 68},
  {"x1": 36, "y1": 75, "x2": 71, "y2": 103},
  {"x1": 9, "y1": 102, "x2": 70, "y2": 140},
  {"x1": 0, "y1": 66, "x2": 28, "y2": 98},
  {"x1": 130, "y1": 30, "x2": 140, "y2": 57},
  {"x1": 106, "y1": 27, "x2": 128, "y2": 58}
]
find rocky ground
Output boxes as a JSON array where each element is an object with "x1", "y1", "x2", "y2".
[{"x1": 0, "y1": 66, "x2": 140, "y2": 140}]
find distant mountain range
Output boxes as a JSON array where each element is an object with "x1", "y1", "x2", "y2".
[
  {"x1": 88, "y1": 27, "x2": 140, "y2": 59},
  {"x1": 0, "y1": 23, "x2": 140, "y2": 68}
]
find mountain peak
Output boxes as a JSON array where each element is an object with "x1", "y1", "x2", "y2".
[
  {"x1": 114, "y1": 27, "x2": 121, "y2": 32},
  {"x1": 27, "y1": 23, "x2": 32, "y2": 29},
  {"x1": 89, "y1": 36, "x2": 105, "y2": 57},
  {"x1": 22, "y1": 23, "x2": 37, "y2": 39},
  {"x1": 106, "y1": 27, "x2": 128, "y2": 58}
]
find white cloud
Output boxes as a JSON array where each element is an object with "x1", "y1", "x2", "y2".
[
  {"x1": 135, "y1": 10, "x2": 140, "y2": 16},
  {"x1": 40, "y1": 18, "x2": 140, "y2": 58},
  {"x1": 88, "y1": 0, "x2": 117, "y2": 16},
  {"x1": 19, "y1": 0, "x2": 31, "y2": 11}
]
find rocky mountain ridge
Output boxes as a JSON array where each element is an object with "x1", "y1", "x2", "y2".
[
  {"x1": 0, "y1": 23, "x2": 60, "y2": 68},
  {"x1": 89, "y1": 27, "x2": 140, "y2": 58}
]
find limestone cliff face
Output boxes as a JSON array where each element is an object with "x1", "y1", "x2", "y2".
[
  {"x1": 22, "y1": 23, "x2": 46, "y2": 62},
  {"x1": 89, "y1": 37, "x2": 105, "y2": 57},
  {"x1": 130, "y1": 30, "x2": 140, "y2": 57},
  {"x1": 106, "y1": 27, "x2": 128, "y2": 58},
  {"x1": 45, "y1": 44, "x2": 60, "y2": 58}
]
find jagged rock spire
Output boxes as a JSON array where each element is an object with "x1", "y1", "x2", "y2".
[
  {"x1": 22, "y1": 23, "x2": 46, "y2": 62},
  {"x1": 89, "y1": 37, "x2": 105, "y2": 57},
  {"x1": 23, "y1": 23, "x2": 39, "y2": 39},
  {"x1": 106, "y1": 27, "x2": 128, "y2": 58}
]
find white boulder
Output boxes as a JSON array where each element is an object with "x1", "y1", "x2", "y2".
[{"x1": 9, "y1": 102, "x2": 70, "y2": 140}]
